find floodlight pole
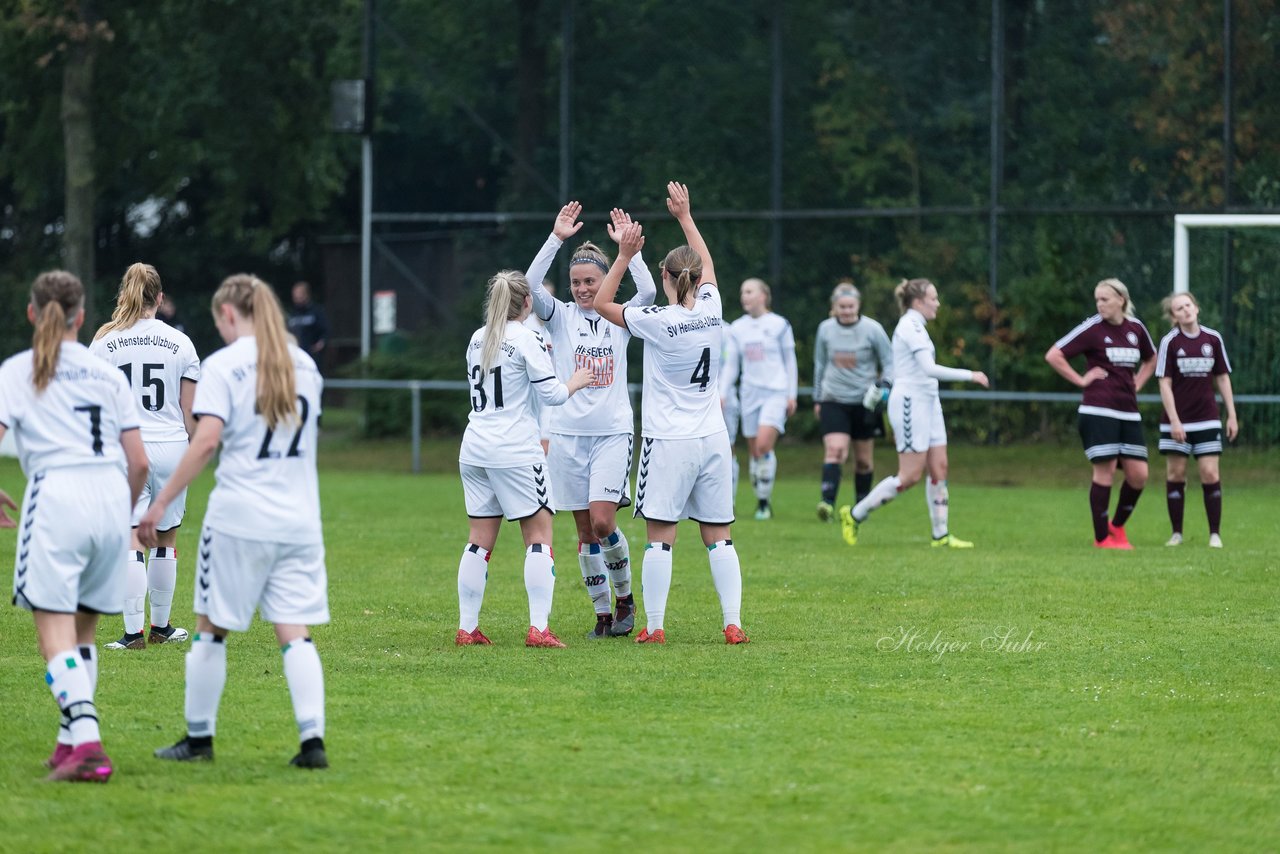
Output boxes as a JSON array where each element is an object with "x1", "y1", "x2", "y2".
[{"x1": 360, "y1": 0, "x2": 376, "y2": 361}]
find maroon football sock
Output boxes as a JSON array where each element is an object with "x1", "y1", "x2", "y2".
[
  {"x1": 1112, "y1": 482, "x2": 1143, "y2": 528},
  {"x1": 1090, "y1": 482, "x2": 1111, "y2": 542},
  {"x1": 1202, "y1": 481, "x2": 1222, "y2": 535},
  {"x1": 1166, "y1": 480, "x2": 1186, "y2": 535}
]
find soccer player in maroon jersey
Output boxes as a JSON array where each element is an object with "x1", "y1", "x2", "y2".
[
  {"x1": 1045, "y1": 279, "x2": 1157, "y2": 549},
  {"x1": 1155, "y1": 291, "x2": 1237, "y2": 548}
]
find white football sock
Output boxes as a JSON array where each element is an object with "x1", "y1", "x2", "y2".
[
  {"x1": 456, "y1": 543, "x2": 490, "y2": 632},
  {"x1": 706, "y1": 540, "x2": 743, "y2": 628},
  {"x1": 748, "y1": 456, "x2": 760, "y2": 496},
  {"x1": 123, "y1": 550, "x2": 147, "y2": 635},
  {"x1": 754, "y1": 451, "x2": 777, "y2": 502},
  {"x1": 57, "y1": 646, "x2": 98, "y2": 747},
  {"x1": 185, "y1": 634, "x2": 227, "y2": 739},
  {"x1": 601, "y1": 529, "x2": 632, "y2": 600},
  {"x1": 524, "y1": 544, "x2": 556, "y2": 632},
  {"x1": 282, "y1": 638, "x2": 325, "y2": 742},
  {"x1": 47, "y1": 649, "x2": 99, "y2": 745},
  {"x1": 926, "y1": 478, "x2": 950, "y2": 539},
  {"x1": 147, "y1": 547, "x2": 179, "y2": 629},
  {"x1": 852, "y1": 475, "x2": 902, "y2": 522},
  {"x1": 641, "y1": 543, "x2": 673, "y2": 631},
  {"x1": 579, "y1": 542, "x2": 610, "y2": 615}
]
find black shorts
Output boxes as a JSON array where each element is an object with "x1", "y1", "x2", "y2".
[
  {"x1": 819, "y1": 401, "x2": 885, "y2": 441},
  {"x1": 1078, "y1": 413, "x2": 1147, "y2": 462},
  {"x1": 1158, "y1": 426, "x2": 1224, "y2": 458}
]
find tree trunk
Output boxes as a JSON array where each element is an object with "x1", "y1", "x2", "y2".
[{"x1": 61, "y1": 19, "x2": 97, "y2": 326}]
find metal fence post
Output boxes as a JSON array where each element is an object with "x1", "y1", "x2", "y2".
[{"x1": 410, "y1": 380, "x2": 422, "y2": 473}]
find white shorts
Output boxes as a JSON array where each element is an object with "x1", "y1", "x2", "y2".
[
  {"x1": 12, "y1": 467, "x2": 130, "y2": 614},
  {"x1": 888, "y1": 388, "x2": 946, "y2": 453},
  {"x1": 547, "y1": 433, "x2": 632, "y2": 510},
  {"x1": 460, "y1": 462, "x2": 555, "y2": 520},
  {"x1": 194, "y1": 525, "x2": 329, "y2": 632},
  {"x1": 739, "y1": 385, "x2": 789, "y2": 437},
  {"x1": 634, "y1": 433, "x2": 735, "y2": 524},
  {"x1": 132, "y1": 440, "x2": 188, "y2": 530}
]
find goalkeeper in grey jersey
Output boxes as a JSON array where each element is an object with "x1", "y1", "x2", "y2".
[{"x1": 813, "y1": 282, "x2": 893, "y2": 520}]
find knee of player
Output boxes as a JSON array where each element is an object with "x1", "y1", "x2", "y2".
[{"x1": 589, "y1": 514, "x2": 615, "y2": 542}]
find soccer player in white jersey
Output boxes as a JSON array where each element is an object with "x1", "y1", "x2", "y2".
[
  {"x1": 524, "y1": 203, "x2": 657, "y2": 638},
  {"x1": 840, "y1": 278, "x2": 989, "y2": 548},
  {"x1": 522, "y1": 279, "x2": 555, "y2": 456},
  {"x1": 457, "y1": 270, "x2": 592, "y2": 648},
  {"x1": 726, "y1": 278, "x2": 798, "y2": 520},
  {"x1": 0, "y1": 270, "x2": 149, "y2": 782},
  {"x1": 1156, "y1": 291, "x2": 1237, "y2": 548},
  {"x1": 141, "y1": 275, "x2": 330, "y2": 770},
  {"x1": 91, "y1": 263, "x2": 200, "y2": 650},
  {"x1": 594, "y1": 182, "x2": 749, "y2": 645}
]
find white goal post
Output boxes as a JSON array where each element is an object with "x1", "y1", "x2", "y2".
[{"x1": 1173, "y1": 213, "x2": 1280, "y2": 293}]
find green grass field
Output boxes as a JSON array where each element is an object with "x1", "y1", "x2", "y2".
[{"x1": 1, "y1": 439, "x2": 1277, "y2": 851}]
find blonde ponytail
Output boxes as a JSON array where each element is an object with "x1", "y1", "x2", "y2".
[
  {"x1": 94, "y1": 262, "x2": 163, "y2": 341},
  {"x1": 212, "y1": 274, "x2": 297, "y2": 429},
  {"x1": 30, "y1": 271, "x2": 85, "y2": 392},
  {"x1": 662, "y1": 246, "x2": 703, "y2": 307},
  {"x1": 480, "y1": 270, "x2": 531, "y2": 371}
]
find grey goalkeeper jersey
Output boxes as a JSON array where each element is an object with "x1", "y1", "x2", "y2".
[{"x1": 813, "y1": 316, "x2": 893, "y2": 403}]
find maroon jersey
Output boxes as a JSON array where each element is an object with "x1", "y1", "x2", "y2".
[
  {"x1": 1055, "y1": 314, "x2": 1156, "y2": 419},
  {"x1": 1155, "y1": 325, "x2": 1230, "y2": 427}
]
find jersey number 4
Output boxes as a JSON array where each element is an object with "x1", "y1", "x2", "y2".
[
  {"x1": 257, "y1": 396, "x2": 311, "y2": 459},
  {"x1": 118, "y1": 362, "x2": 165, "y2": 411},
  {"x1": 689, "y1": 347, "x2": 711, "y2": 391}
]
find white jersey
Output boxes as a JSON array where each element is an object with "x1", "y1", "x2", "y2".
[
  {"x1": 728, "y1": 312, "x2": 797, "y2": 396},
  {"x1": 90, "y1": 317, "x2": 200, "y2": 443},
  {"x1": 622, "y1": 284, "x2": 727, "y2": 440},
  {"x1": 459, "y1": 321, "x2": 571, "y2": 468},
  {"x1": 525, "y1": 233, "x2": 657, "y2": 436},
  {"x1": 891, "y1": 308, "x2": 971, "y2": 395},
  {"x1": 194, "y1": 336, "x2": 323, "y2": 544},
  {"x1": 0, "y1": 342, "x2": 138, "y2": 476}
]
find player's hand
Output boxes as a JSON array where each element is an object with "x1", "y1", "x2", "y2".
[
  {"x1": 616, "y1": 222, "x2": 644, "y2": 258},
  {"x1": 813, "y1": 403, "x2": 821, "y2": 419},
  {"x1": 971, "y1": 371, "x2": 990, "y2": 389},
  {"x1": 1226, "y1": 414, "x2": 1239, "y2": 442},
  {"x1": 606, "y1": 208, "x2": 633, "y2": 245},
  {"x1": 665, "y1": 182, "x2": 691, "y2": 220},
  {"x1": 1080, "y1": 366, "x2": 1108, "y2": 387},
  {"x1": 553, "y1": 202, "x2": 585, "y2": 241},
  {"x1": 786, "y1": 398, "x2": 797, "y2": 418},
  {"x1": 566, "y1": 366, "x2": 595, "y2": 394},
  {"x1": 137, "y1": 505, "x2": 164, "y2": 549},
  {"x1": 1170, "y1": 420, "x2": 1187, "y2": 443},
  {"x1": 0, "y1": 489, "x2": 17, "y2": 528},
  {"x1": 861, "y1": 385, "x2": 887, "y2": 411}
]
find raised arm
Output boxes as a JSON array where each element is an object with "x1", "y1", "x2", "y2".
[
  {"x1": 609, "y1": 208, "x2": 657, "y2": 307},
  {"x1": 666, "y1": 182, "x2": 715, "y2": 287},
  {"x1": 594, "y1": 222, "x2": 644, "y2": 328},
  {"x1": 526, "y1": 202, "x2": 584, "y2": 321}
]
